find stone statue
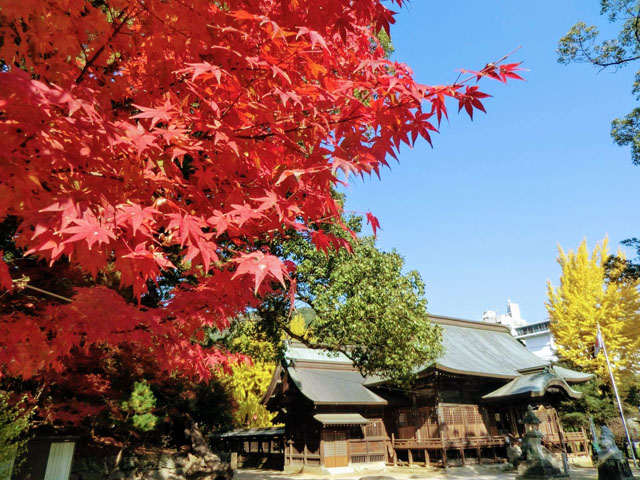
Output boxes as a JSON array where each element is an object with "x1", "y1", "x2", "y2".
[{"x1": 596, "y1": 425, "x2": 635, "y2": 480}]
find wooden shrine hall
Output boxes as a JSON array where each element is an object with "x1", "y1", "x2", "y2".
[{"x1": 262, "y1": 315, "x2": 592, "y2": 474}]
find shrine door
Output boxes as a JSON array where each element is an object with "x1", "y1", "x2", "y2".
[{"x1": 323, "y1": 430, "x2": 348, "y2": 467}]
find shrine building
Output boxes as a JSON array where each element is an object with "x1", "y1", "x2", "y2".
[{"x1": 259, "y1": 314, "x2": 591, "y2": 474}]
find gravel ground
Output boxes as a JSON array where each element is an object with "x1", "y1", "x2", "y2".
[{"x1": 234, "y1": 464, "x2": 605, "y2": 480}]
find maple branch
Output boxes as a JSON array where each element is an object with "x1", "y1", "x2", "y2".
[
  {"x1": 234, "y1": 112, "x2": 369, "y2": 141},
  {"x1": 218, "y1": 33, "x2": 315, "y2": 121},
  {"x1": 76, "y1": 9, "x2": 134, "y2": 84},
  {"x1": 20, "y1": 283, "x2": 73, "y2": 303},
  {"x1": 275, "y1": 318, "x2": 361, "y2": 366},
  {"x1": 134, "y1": 0, "x2": 191, "y2": 40},
  {"x1": 51, "y1": 168, "x2": 126, "y2": 184}
]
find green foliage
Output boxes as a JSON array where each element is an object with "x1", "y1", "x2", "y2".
[
  {"x1": 558, "y1": 0, "x2": 640, "y2": 165},
  {"x1": 558, "y1": 378, "x2": 617, "y2": 431},
  {"x1": 257, "y1": 202, "x2": 442, "y2": 387},
  {"x1": 376, "y1": 29, "x2": 394, "y2": 59},
  {"x1": 121, "y1": 381, "x2": 157, "y2": 432},
  {"x1": 626, "y1": 382, "x2": 640, "y2": 405},
  {"x1": 0, "y1": 391, "x2": 34, "y2": 474},
  {"x1": 305, "y1": 237, "x2": 441, "y2": 386},
  {"x1": 221, "y1": 319, "x2": 279, "y2": 364},
  {"x1": 605, "y1": 238, "x2": 640, "y2": 280}
]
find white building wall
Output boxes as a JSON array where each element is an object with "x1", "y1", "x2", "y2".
[
  {"x1": 482, "y1": 300, "x2": 557, "y2": 362},
  {"x1": 519, "y1": 331, "x2": 557, "y2": 362}
]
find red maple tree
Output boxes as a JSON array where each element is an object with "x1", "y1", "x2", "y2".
[{"x1": 0, "y1": 0, "x2": 523, "y2": 383}]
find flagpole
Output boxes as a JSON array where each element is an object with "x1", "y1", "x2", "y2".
[{"x1": 597, "y1": 323, "x2": 638, "y2": 468}]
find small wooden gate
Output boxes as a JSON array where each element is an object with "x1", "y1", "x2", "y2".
[{"x1": 324, "y1": 430, "x2": 348, "y2": 467}]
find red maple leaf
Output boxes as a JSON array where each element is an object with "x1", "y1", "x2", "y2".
[
  {"x1": 232, "y1": 251, "x2": 287, "y2": 294},
  {"x1": 0, "y1": 0, "x2": 522, "y2": 382},
  {"x1": 366, "y1": 212, "x2": 381, "y2": 237}
]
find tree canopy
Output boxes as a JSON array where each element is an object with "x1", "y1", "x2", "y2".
[
  {"x1": 547, "y1": 238, "x2": 640, "y2": 385},
  {"x1": 558, "y1": 0, "x2": 640, "y2": 165},
  {"x1": 0, "y1": 0, "x2": 521, "y2": 384},
  {"x1": 254, "y1": 211, "x2": 442, "y2": 386}
]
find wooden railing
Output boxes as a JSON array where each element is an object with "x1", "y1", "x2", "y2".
[
  {"x1": 392, "y1": 435, "x2": 506, "y2": 449},
  {"x1": 349, "y1": 438, "x2": 386, "y2": 464}
]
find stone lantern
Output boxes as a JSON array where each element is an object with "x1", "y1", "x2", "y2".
[{"x1": 516, "y1": 405, "x2": 567, "y2": 479}]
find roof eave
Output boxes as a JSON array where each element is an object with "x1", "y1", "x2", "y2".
[{"x1": 433, "y1": 363, "x2": 518, "y2": 380}]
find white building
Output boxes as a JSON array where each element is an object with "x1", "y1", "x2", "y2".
[{"x1": 482, "y1": 300, "x2": 557, "y2": 362}]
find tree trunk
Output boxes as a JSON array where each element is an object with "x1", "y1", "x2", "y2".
[{"x1": 183, "y1": 414, "x2": 233, "y2": 479}]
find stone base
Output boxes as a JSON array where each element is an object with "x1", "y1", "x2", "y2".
[
  {"x1": 516, "y1": 475, "x2": 569, "y2": 479},
  {"x1": 598, "y1": 460, "x2": 635, "y2": 480},
  {"x1": 516, "y1": 461, "x2": 569, "y2": 479}
]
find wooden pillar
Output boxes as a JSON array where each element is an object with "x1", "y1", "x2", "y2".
[
  {"x1": 509, "y1": 408, "x2": 518, "y2": 435},
  {"x1": 391, "y1": 433, "x2": 397, "y2": 466},
  {"x1": 365, "y1": 434, "x2": 369, "y2": 462},
  {"x1": 436, "y1": 404, "x2": 448, "y2": 468},
  {"x1": 460, "y1": 447, "x2": 465, "y2": 466},
  {"x1": 424, "y1": 449, "x2": 429, "y2": 467},
  {"x1": 462, "y1": 406, "x2": 469, "y2": 441},
  {"x1": 408, "y1": 448, "x2": 413, "y2": 466},
  {"x1": 477, "y1": 445, "x2": 482, "y2": 464}
]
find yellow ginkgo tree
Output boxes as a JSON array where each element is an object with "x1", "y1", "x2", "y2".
[
  {"x1": 547, "y1": 237, "x2": 640, "y2": 386},
  {"x1": 221, "y1": 313, "x2": 310, "y2": 428}
]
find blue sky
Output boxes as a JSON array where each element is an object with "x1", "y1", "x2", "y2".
[{"x1": 343, "y1": 1, "x2": 640, "y2": 323}]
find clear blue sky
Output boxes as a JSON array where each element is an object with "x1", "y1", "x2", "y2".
[{"x1": 343, "y1": 1, "x2": 640, "y2": 323}]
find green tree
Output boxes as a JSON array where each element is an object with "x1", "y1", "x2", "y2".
[
  {"x1": 558, "y1": 3, "x2": 640, "y2": 278},
  {"x1": 122, "y1": 381, "x2": 158, "y2": 433},
  {"x1": 626, "y1": 380, "x2": 640, "y2": 406},
  {"x1": 547, "y1": 238, "x2": 640, "y2": 386},
  {"x1": 558, "y1": 378, "x2": 617, "y2": 431},
  {"x1": 558, "y1": 0, "x2": 640, "y2": 164},
  {"x1": 256, "y1": 207, "x2": 442, "y2": 387},
  {"x1": 0, "y1": 392, "x2": 34, "y2": 477}
]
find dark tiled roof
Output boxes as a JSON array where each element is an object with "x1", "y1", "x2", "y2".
[
  {"x1": 288, "y1": 367, "x2": 387, "y2": 405},
  {"x1": 432, "y1": 316, "x2": 549, "y2": 378},
  {"x1": 282, "y1": 314, "x2": 590, "y2": 404}
]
